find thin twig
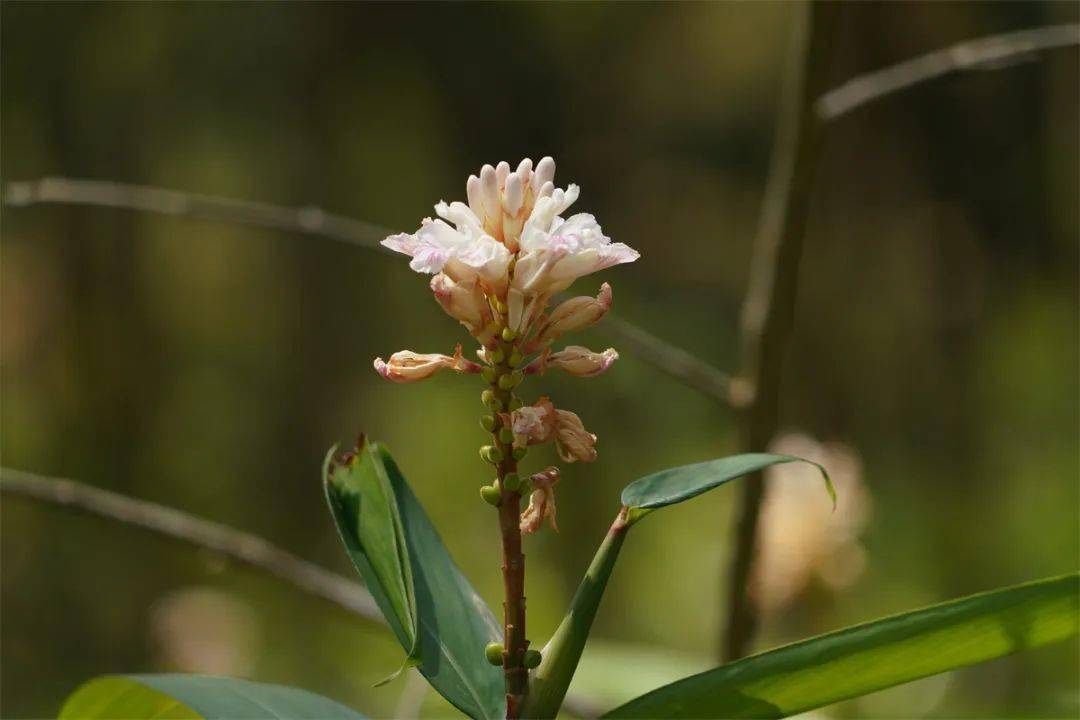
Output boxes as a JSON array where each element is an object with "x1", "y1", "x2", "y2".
[
  {"x1": 816, "y1": 23, "x2": 1080, "y2": 120},
  {"x1": 2, "y1": 176, "x2": 736, "y2": 408},
  {"x1": 3, "y1": 177, "x2": 390, "y2": 251},
  {"x1": 724, "y1": 1, "x2": 838, "y2": 663},
  {"x1": 0, "y1": 467, "x2": 601, "y2": 718},
  {"x1": 0, "y1": 466, "x2": 385, "y2": 622}
]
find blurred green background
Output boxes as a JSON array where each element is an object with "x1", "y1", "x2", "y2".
[{"x1": 2, "y1": 2, "x2": 1077, "y2": 718}]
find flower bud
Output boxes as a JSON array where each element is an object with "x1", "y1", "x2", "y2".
[
  {"x1": 485, "y1": 642, "x2": 505, "y2": 666},
  {"x1": 533, "y1": 283, "x2": 612, "y2": 347},
  {"x1": 507, "y1": 349, "x2": 524, "y2": 368},
  {"x1": 546, "y1": 346, "x2": 618, "y2": 378},
  {"x1": 513, "y1": 447, "x2": 528, "y2": 461},
  {"x1": 499, "y1": 426, "x2": 515, "y2": 444},
  {"x1": 430, "y1": 274, "x2": 491, "y2": 334},
  {"x1": 523, "y1": 649, "x2": 542, "y2": 669},
  {"x1": 508, "y1": 396, "x2": 523, "y2": 411},
  {"x1": 480, "y1": 445, "x2": 504, "y2": 464},
  {"x1": 480, "y1": 484, "x2": 502, "y2": 506},
  {"x1": 480, "y1": 414, "x2": 497, "y2": 432},
  {"x1": 488, "y1": 347, "x2": 505, "y2": 364},
  {"x1": 482, "y1": 367, "x2": 498, "y2": 384},
  {"x1": 503, "y1": 472, "x2": 522, "y2": 492},
  {"x1": 554, "y1": 409, "x2": 598, "y2": 463},
  {"x1": 374, "y1": 344, "x2": 482, "y2": 383},
  {"x1": 502, "y1": 326, "x2": 517, "y2": 342},
  {"x1": 498, "y1": 370, "x2": 523, "y2": 390}
]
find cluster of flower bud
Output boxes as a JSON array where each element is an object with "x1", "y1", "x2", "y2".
[{"x1": 374, "y1": 158, "x2": 640, "y2": 535}]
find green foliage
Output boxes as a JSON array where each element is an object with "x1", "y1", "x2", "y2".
[
  {"x1": 324, "y1": 440, "x2": 505, "y2": 720},
  {"x1": 621, "y1": 453, "x2": 834, "y2": 516},
  {"x1": 59, "y1": 675, "x2": 364, "y2": 719},
  {"x1": 605, "y1": 573, "x2": 1080, "y2": 718}
]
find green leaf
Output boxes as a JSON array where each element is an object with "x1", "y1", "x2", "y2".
[
  {"x1": 523, "y1": 516, "x2": 630, "y2": 720},
  {"x1": 605, "y1": 573, "x2": 1080, "y2": 718},
  {"x1": 59, "y1": 674, "x2": 365, "y2": 719},
  {"x1": 620, "y1": 453, "x2": 833, "y2": 514},
  {"x1": 324, "y1": 439, "x2": 504, "y2": 720}
]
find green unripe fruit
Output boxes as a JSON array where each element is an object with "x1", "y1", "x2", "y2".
[
  {"x1": 508, "y1": 349, "x2": 524, "y2": 368},
  {"x1": 488, "y1": 347, "x2": 505, "y2": 364},
  {"x1": 498, "y1": 371, "x2": 523, "y2": 390},
  {"x1": 501, "y1": 327, "x2": 517, "y2": 342},
  {"x1": 481, "y1": 367, "x2": 498, "y2": 384},
  {"x1": 480, "y1": 484, "x2": 502, "y2": 506},
  {"x1": 508, "y1": 396, "x2": 523, "y2": 411},
  {"x1": 513, "y1": 446, "x2": 528, "y2": 461},
  {"x1": 523, "y1": 649, "x2": 542, "y2": 669},
  {"x1": 480, "y1": 445, "x2": 504, "y2": 464},
  {"x1": 485, "y1": 642, "x2": 505, "y2": 666},
  {"x1": 503, "y1": 472, "x2": 522, "y2": 492},
  {"x1": 499, "y1": 427, "x2": 515, "y2": 444},
  {"x1": 480, "y1": 414, "x2": 497, "y2": 432}
]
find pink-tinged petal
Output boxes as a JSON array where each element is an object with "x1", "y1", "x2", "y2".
[
  {"x1": 547, "y1": 346, "x2": 619, "y2": 377},
  {"x1": 554, "y1": 409, "x2": 598, "y2": 463},
  {"x1": 435, "y1": 200, "x2": 483, "y2": 232},
  {"x1": 381, "y1": 232, "x2": 418, "y2": 256}
]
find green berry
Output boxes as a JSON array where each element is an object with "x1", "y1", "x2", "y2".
[
  {"x1": 482, "y1": 367, "x2": 497, "y2": 384},
  {"x1": 499, "y1": 427, "x2": 515, "y2": 444},
  {"x1": 508, "y1": 396, "x2": 523, "y2": 411},
  {"x1": 503, "y1": 472, "x2": 522, "y2": 492},
  {"x1": 480, "y1": 415, "x2": 497, "y2": 432},
  {"x1": 485, "y1": 642, "x2": 505, "y2": 666},
  {"x1": 488, "y1": 347, "x2": 505, "y2": 364},
  {"x1": 502, "y1": 327, "x2": 517, "y2": 342},
  {"x1": 513, "y1": 446, "x2": 528, "y2": 461},
  {"x1": 508, "y1": 349, "x2": 524, "y2": 368},
  {"x1": 523, "y1": 649, "x2": 542, "y2": 669},
  {"x1": 480, "y1": 484, "x2": 502, "y2": 506}
]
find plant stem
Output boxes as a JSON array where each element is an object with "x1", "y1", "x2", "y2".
[
  {"x1": 725, "y1": 0, "x2": 838, "y2": 662},
  {"x1": 487, "y1": 352, "x2": 529, "y2": 718}
]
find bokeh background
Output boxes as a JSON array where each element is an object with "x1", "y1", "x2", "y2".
[{"x1": 2, "y1": 2, "x2": 1078, "y2": 718}]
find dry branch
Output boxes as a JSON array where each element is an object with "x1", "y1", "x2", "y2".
[{"x1": 817, "y1": 23, "x2": 1080, "y2": 120}]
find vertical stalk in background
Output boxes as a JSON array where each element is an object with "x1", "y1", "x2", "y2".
[{"x1": 724, "y1": 0, "x2": 839, "y2": 662}]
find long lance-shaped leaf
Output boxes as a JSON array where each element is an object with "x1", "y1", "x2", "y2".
[
  {"x1": 523, "y1": 512, "x2": 631, "y2": 719},
  {"x1": 59, "y1": 674, "x2": 366, "y2": 719},
  {"x1": 605, "y1": 573, "x2": 1080, "y2": 718},
  {"x1": 324, "y1": 439, "x2": 504, "y2": 720},
  {"x1": 621, "y1": 453, "x2": 833, "y2": 516}
]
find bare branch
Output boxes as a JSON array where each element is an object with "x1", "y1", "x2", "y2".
[
  {"x1": 598, "y1": 313, "x2": 738, "y2": 406},
  {"x1": 3, "y1": 176, "x2": 738, "y2": 407},
  {"x1": 3, "y1": 177, "x2": 390, "y2": 251},
  {"x1": 0, "y1": 466, "x2": 384, "y2": 623},
  {"x1": 817, "y1": 23, "x2": 1080, "y2": 121}
]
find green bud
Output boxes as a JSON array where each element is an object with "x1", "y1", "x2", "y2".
[
  {"x1": 494, "y1": 298, "x2": 509, "y2": 314},
  {"x1": 481, "y1": 390, "x2": 503, "y2": 411},
  {"x1": 508, "y1": 396, "x2": 524, "y2": 411},
  {"x1": 480, "y1": 445, "x2": 504, "y2": 464},
  {"x1": 480, "y1": 484, "x2": 502, "y2": 506},
  {"x1": 499, "y1": 427, "x2": 515, "y2": 444},
  {"x1": 488, "y1": 347, "x2": 505, "y2": 364},
  {"x1": 523, "y1": 649, "x2": 542, "y2": 669},
  {"x1": 481, "y1": 367, "x2": 498, "y2": 384},
  {"x1": 508, "y1": 349, "x2": 524, "y2": 368},
  {"x1": 501, "y1": 327, "x2": 517, "y2": 342},
  {"x1": 485, "y1": 642, "x2": 505, "y2": 666},
  {"x1": 503, "y1": 472, "x2": 522, "y2": 492},
  {"x1": 498, "y1": 371, "x2": 523, "y2": 390},
  {"x1": 513, "y1": 446, "x2": 528, "y2": 461},
  {"x1": 480, "y1": 415, "x2": 497, "y2": 432}
]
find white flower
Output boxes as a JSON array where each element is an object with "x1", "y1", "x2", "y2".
[
  {"x1": 381, "y1": 157, "x2": 638, "y2": 303},
  {"x1": 429, "y1": 273, "x2": 491, "y2": 334},
  {"x1": 529, "y1": 283, "x2": 613, "y2": 349},
  {"x1": 509, "y1": 398, "x2": 556, "y2": 448},
  {"x1": 541, "y1": 346, "x2": 619, "y2": 378}
]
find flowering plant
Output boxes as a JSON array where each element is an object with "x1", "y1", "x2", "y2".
[{"x1": 55, "y1": 160, "x2": 1079, "y2": 720}]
